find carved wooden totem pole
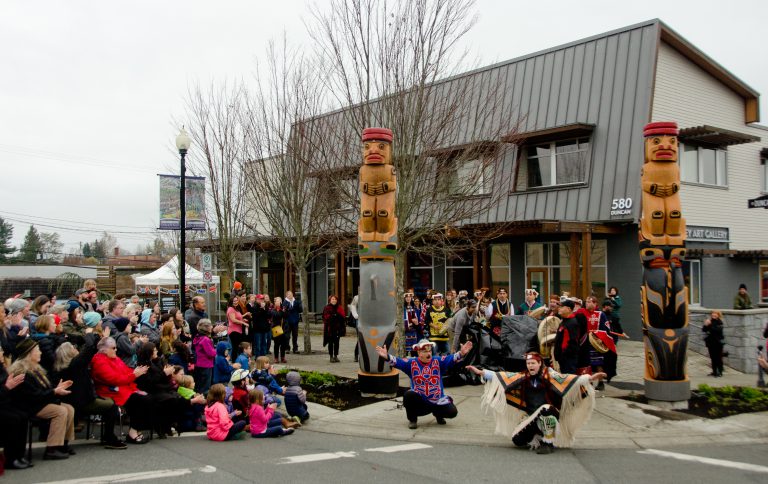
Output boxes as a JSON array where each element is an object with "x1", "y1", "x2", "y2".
[
  {"x1": 639, "y1": 121, "x2": 690, "y2": 402},
  {"x1": 357, "y1": 127, "x2": 399, "y2": 397}
]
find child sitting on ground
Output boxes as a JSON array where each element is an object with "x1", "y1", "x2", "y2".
[
  {"x1": 231, "y1": 369, "x2": 300, "y2": 430},
  {"x1": 177, "y1": 374, "x2": 206, "y2": 432},
  {"x1": 214, "y1": 341, "x2": 241, "y2": 385},
  {"x1": 204, "y1": 383, "x2": 246, "y2": 441},
  {"x1": 251, "y1": 356, "x2": 285, "y2": 403},
  {"x1": 235, "y1": 342, "x2": 252, "y2": 371},
  {"x1": 284, "y1": 370, "x2": 310, "y2": 422},
  {"x1": 249, "y1": 389, "x2": 294, "y2": 438}
]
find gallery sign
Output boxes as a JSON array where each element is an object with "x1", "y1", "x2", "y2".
[{"x1": 686, "y1": 225, "x2": 729, "y2": 242}]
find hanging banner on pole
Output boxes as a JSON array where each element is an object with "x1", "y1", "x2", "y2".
[{"x1": 158, "y1": 174, "x2": 206, "y2": 230}]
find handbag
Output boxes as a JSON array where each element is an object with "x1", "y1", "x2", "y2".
[{"x1": 271, "y1": 325, "x2": 284, "y2": 338}]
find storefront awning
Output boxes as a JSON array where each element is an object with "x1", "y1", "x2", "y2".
[
  {"x1": 678, "y1": 125, "x2": 760, "y2": 147},
  {"x1": 686, "y1": 248, "x2": 768, "y2": 259}
]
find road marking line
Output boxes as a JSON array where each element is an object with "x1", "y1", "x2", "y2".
[
  {"x1": 638, "y1": 449, "x2": 768, "y2": 474},
  {"x1": 37, "y1": 466, "x2": 216, "y2": 483},
  {"x1": 279, "y1": 451, "x2": 358, "y2": 464},
  {"x1": 365, "y1": 443, "x2": 433, "y2": 453}
]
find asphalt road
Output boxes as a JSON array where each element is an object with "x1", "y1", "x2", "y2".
[{"x1": 11, "y1": 431, "x2": 768, "y2": 484}]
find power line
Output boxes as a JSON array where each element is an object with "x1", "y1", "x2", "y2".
[
  {"x1": 0, "y1": 209, "x2": 158, "y2": 230},
  {"x1": 3, "y1": 217, "x2": 160, "y2": 238},
  {"x1": 0, "y1": 143, "x2": 162, "y2": 174}
]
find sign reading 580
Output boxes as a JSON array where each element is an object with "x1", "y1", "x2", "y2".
[{"x1": 610, "y1": 197, "x2": 632, "y2": 216}]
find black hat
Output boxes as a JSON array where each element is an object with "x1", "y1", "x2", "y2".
[
  {"x1": 601, "y1": 299, "x2": 614, "y2": 308},
  {"x1": 560, "y1": 299, "x2": 575, "y2": 310},
  {"x1": 739, "y1": 283, "x2": 747, "y2": 290},
  {"x1": 14, "y1": 338, "x2": 38, "y2": 361}
]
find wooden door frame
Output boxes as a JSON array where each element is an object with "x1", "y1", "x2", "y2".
[{"x1": 526, "y1": 267, "x2": 549, "y2": 303}]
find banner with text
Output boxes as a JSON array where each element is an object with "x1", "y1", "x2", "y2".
[{"x1": 158, "y1": 174, "x2": 206, "y2": 230}]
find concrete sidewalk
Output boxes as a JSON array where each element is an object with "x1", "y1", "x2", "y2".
[{"x1": 279, "y1": 332, "x2": 768, "y2": 449}]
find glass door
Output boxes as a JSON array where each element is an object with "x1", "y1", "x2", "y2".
[{"x1": 526, "y1": 268, "x2": 548, "y2": 304}]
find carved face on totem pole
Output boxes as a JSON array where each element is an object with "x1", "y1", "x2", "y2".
[
  {"x1": 644, "y1": 131, "x2": 678, "y2": 163},
  {"x1": 363, "y1": 138, "x2": 392, "y2": 165}
]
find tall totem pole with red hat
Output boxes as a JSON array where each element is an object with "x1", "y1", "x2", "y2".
[
  {"x1": 639, "y1": 121, "x2": 690, "y2": 402},
  {"x1": 356, "y1": 127, "x2": 399, "y2": 396}
]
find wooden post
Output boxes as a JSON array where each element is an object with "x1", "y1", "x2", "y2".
[
  {"x1": 473, "y1": 247, "x2": 481, "y2": 290},
  {"x1": 569, "y1": 233, "x2": 580, "y2": 298},
  {"x1": 481, "y1": 244, "x2": 490, "y2": 288},
  {"x1": 581, "y1": 231, "x2": 592, "y2": 300}
]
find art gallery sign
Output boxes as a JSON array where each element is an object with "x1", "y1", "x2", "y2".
[{"x1": 685, "y1": 225, "x2": 729, "y2": 243}]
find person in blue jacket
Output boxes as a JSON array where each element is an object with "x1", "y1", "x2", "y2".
[
  {"x1": 376, "y1": 338, "x2": 472, "y2": 429},
  {"x1": 213, "y1": 341, "x2": 240, "y2": 385}
]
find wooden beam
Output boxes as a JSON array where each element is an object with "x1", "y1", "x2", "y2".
[
  {"x1": 473, "y1": 247, "x2": 481, "y2": 290},
  {"x1": 570, "y1": 233, "x2": 580, "y2": 298},
  {"x1": 481, "y1": 244, "x2": 490, "y2": 288},
  {"x1": 581, "y1": 231, "x2": 592, "y2": 300}
]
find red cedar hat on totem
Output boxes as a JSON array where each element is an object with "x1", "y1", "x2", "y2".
[
  {"x1": 362, "y1": 127, "x2": 393, "y2": 143},
  {"x1": 643, "y1": 121, "x2": 678, "y2": 137}
]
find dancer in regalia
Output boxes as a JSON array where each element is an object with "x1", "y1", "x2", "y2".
[
  {"x1": 376, "y1": 339, "x2": 472, "y2": 429},
  {"x1": 467, "y1": 352, "x2": 605, "y2": 454}
]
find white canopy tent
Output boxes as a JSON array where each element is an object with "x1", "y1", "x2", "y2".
[{"x1": 134, "y1": 256, "x2": 220, "y2": 286}]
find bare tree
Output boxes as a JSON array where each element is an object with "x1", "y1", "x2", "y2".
[
  {"x1": 182, "y1": 83, "x2": 252, "y2": 294},
  {"x1": 307, "y1": 0, "x2": 520, "y2": 352},
  {"x1": 241, "y1": 39, "x2": 339, "y2": 353}
]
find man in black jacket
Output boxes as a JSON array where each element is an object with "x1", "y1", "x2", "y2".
[
  {"x1": 184, "y1": 296, "x2": 207, "y2": 339},
  {"x1": 553, "y1": 299, "x2": 580, "y2": 374}
]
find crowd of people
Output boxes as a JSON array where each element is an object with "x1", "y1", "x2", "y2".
[
  {"x1": 0, "y1": 281, "x2": 311, "y2": 472},
  {"x1": 3, "y1": 276, "x2": 764, "y2": 471}
]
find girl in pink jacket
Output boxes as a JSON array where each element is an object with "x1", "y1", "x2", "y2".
[
  {"x1": 205, "y1": 384, "x2": 246, "y2": 441},
  {"x1": 248, "y1": 389, "x2": 294, "y2": 438}
]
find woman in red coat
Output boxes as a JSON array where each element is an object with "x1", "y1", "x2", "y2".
[
  {"x1": 90, "y1": 337, "x2": 152, "y2": 444},
  {"x1": 322, "y1": 295, "x2": 346, "y2": 363}
]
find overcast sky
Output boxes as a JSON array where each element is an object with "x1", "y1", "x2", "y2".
[{"x1": 1, "y1": 0, "x2": 765, "y2": 256}]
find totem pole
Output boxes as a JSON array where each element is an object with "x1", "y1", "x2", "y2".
[
  {"x1": 357, "y1": 127, "x2": 399, "y2": 397},
  {"x1": 639, "y1": 121, "x2": 690, "y2": 402}
]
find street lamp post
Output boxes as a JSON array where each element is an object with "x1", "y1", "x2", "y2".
[{"x1": 176, "y1": 128, "x2": 191, "y2": 312}]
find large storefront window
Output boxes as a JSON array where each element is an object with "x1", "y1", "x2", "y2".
[
  {"x1": 234, "y1": 251, "x2": 255, "y2": 294},
  {"x1": 408, "y1": 253, "x2": 433, "y2": 300},
  {"x1": 524, "y1": 240, "x2": 607, "y2": 300},
  {"x1": 327, "y1": 252, "x2": 336, "y2": 299},
  {"x1": 345, "y1": 253, "x2": 360, "y2": 304},
  {"x1": 490, "y1": 243, "x2": 511, "y2": 294},
  {"x1": 682, "y1": 259, "x2": 702, "y2": 306},
  {"x1": 445, "y1": 250, "x2": 473, "y2": 293},
  {"x1": 259, "y1": 251, "x2": 285, "y2": 299}
]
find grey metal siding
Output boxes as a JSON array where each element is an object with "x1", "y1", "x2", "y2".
[
  {"x1": 472, "y1": 22, "x2": 659, "y2": 223},
  {"x1": 700, "y1": 258, "x2": 756, "y2": 310},
  {"x1": 606, "y1": 227, "x2": 644, "y2": 339}
]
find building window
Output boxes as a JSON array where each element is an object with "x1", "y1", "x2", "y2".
[
  {"x1": 327, "y1": 252, "x2": 336, "y2": 299},
  {"x1": 445, "y1": 250, "x2": 473, "y2": 294},
  {"x1": 526, "y1": 138, "x2": 589, "y2": 188},
  {"x1": 489, "y1": 243, "x2": 511, "y2": 294},
  {"x1": 683, "y1": 259, "x2": 702, "y2": 306},
  {"x1": 345, "y1": 253, "x2": 359, "y2": 304},
  {"x1": 680, "y1": 143, "x2": 727, "y2": 187},
  {"x1": 760, "y1": 263, "x2": 768, "y2": 304},
  {"x1": 762, "y1": 156, "x2": 768, "y2": 193},
  {"x1": 524, "y1": 240, "x2": 607, "y2": 299},
  {"x1": 442, "y1": 157, "x2": 490, "y2": 196},
  {"x1": 408, "y1": 253, "x2": 433, "y2": 300}
]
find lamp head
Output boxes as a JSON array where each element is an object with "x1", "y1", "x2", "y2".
[{"x1": 176, "y1": 128, "x2": 191, "y2": 152}]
